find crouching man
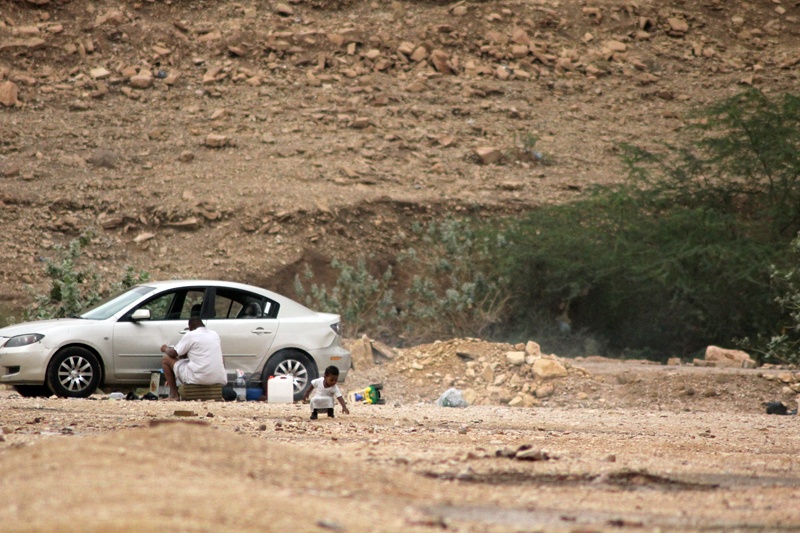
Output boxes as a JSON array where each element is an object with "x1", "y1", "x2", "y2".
[{"x1": 160, "y1": 316, "x2": 227, "y2": 401}]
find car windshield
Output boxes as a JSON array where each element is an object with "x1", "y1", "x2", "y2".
[{"x1": 80, "y1": 285, "x2": 158, "y2": 320}]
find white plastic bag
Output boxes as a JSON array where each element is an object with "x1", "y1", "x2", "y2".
[{"x1": 436, "y1": 388, "x2": 469, "y2": 408}]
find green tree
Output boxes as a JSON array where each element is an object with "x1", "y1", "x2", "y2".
[{"x1": 501, "y1": 89, "x2": 798, "y2": 359}]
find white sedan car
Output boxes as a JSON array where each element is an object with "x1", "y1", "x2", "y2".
[{"x1": 0, "y1": 280, "x2": 351, "y2": 399}]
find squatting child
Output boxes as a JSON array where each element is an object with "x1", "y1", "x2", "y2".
[{"x1": 304, "y1": 365, "x2": 349, "y2": 420}]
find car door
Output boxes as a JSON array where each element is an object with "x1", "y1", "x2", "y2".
[
  {"x1": 112, "y1": 287, "x2": 206, "y2": 381},
  {"x1": 204, "y1": 287, "x2": 279, "y2": 379}
]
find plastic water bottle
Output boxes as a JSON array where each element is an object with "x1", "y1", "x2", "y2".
[{"x1": 234, "y1": 369, "x2": 246, "y2": 401}]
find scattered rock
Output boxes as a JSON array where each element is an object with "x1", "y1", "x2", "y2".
[
  {"x1": 474, "y1": 146, "x2": 503, "y2": 165},
  {"x1": 204, "y1": 134, "x2": 229, "y2": 148},
  {"x1": 0, "y1": 163, "x2": 21, "y2": 177},
  {"x1": 667, "y1": 17, "x2": 689, "y2": 36},
  {"x1": 275, "y1": 3, "x2": 294, "y2": 16},
  {"x1": 0, "y1": 81, "x2": 19, "y2": 107},
  {"x1": 130, "y1": 73, "x2": 154, "y2": 89},
  {"x1": 505, "y1": 351, "x2": 525, "y2": 366},
  {"x1": 86, "y1": 150, "x2": 121, "y2": 169},
  {"x1": 532, "y1": 358, "x2": 568, "y2": 380}
]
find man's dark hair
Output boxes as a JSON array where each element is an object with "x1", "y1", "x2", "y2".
[{"x1": 324, "y1": 365, "x2": 339, "y2": 377}]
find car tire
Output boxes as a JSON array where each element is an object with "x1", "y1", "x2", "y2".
[
  {"x1": 13, "y1": 385, "x2": 52, "y2": 398},
  {"x1": 47, "y1": 347, "x2": 102, "y2": 398},
  {"x1": 263, "y1": 349, "x2": 318, "y2": 401}
]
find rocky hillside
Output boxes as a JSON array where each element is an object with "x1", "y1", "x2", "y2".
[{"x1": 1, "y1": 0, "x2": 799, "y2": 308}]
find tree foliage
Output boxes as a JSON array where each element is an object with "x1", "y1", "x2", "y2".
[
  {"x1": 22, "y1": 229, "x2": 150, "y2": 322},
  {"x1": 295, "y1": 218, "x2": 510, "y2": 345},
  {"x1": 501, "y1": 89, "x2": 798, "y2": 359}
]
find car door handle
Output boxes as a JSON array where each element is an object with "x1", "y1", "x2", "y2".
[
  {"x1": 251, "y1": 328, "x2": 272, "y2": 335},
  {"x1": 180, "y1": 329, "x2": 189, "y2": 334}
]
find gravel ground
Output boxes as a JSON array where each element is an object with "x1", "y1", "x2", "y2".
[{"x1": 1, "y1": 363, "x2": 799, "y2": 532}]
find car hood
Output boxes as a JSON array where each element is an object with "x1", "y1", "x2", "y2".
[{"x1": 0, "y1": 318, "x2": 95, "y2": 338}]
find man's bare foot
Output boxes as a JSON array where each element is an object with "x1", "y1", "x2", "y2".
[{"x1": 164, "y1": 395, "x2": 180, "y2": 402}]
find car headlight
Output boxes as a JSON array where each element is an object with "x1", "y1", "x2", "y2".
[
  {"x1": 4, "y1": 334, "x2": 45, "y2": 348},
  {"x1": 330, "y1": 323, "x2": 342, "y2": 336}
]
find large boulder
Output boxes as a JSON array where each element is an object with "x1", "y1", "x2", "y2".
[{"x1": 704, "y1": 345, "x2": 755, "y2": 368}]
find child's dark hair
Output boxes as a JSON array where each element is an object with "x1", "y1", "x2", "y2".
[{"x1": 324, "y1": 365, "x2": 340, "y2": 377}]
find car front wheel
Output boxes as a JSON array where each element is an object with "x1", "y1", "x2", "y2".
[
  {"x1": 263, "y1": 349, "x2": 318, "y2": 401},
  {"x1": 47, "y1": 347, "x2": 102, "y2": 398}
]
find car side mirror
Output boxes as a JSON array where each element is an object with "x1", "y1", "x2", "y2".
[{"x1": 131, "y1": 309, "x2": 151, "y2": 321}]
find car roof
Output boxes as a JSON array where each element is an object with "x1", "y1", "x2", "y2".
[{"x1": 138, "y1": 280, "x2": 309, "y2": 313}]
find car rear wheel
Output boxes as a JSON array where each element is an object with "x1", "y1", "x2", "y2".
[
  {"x1": 263, "y1": 349, "x2": 318, "y2": 401},
  {"x1": 13, "y1": 385, "x2": 53, "y2": 398},
  {"x1": 47, "y1": 347, "x2": 101, "y2": 398}
]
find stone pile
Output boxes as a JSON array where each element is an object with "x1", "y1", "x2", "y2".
[
  {"x1": 352, "y1": 336, "x2": 591, "y2": 407},
  {"x1": 762, "y1": 369, "x2": 800, "y2": 395}
]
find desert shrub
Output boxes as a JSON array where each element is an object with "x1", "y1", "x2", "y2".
[
  {"x1": 746, "y1": 234, "x2": 800, "y2": 365},
  {"x1": 501, "y1": 191, "x2": 781, "y2": 360},
  {"x1": 500, "y1": 89, "x2": 798, "y2": 360},
  {"x1": 295, "y1": 218, "x2": 510, "y2": 344},
  {"x1": 20, "y1": 229, "x2": 150, "y2": 322},
  {"x1": 398, "y1": 218, "x2": 511, "y2": 343},
  {"x1": 294, "y1": 256, "x2": 397, "y2": 339}
]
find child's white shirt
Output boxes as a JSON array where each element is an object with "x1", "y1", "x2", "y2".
[{"x1": 310, "y1": 377, "x2": 343, "y2": 399}]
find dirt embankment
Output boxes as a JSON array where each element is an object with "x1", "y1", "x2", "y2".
[{"x1": 1, "y1": 0, "x2": 799, "y2": 307}]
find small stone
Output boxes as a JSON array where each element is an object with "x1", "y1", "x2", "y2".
[
  {"x1": 0, "y1": 163, "x2": 21, "y2": 177},
  {"x1": 515, "y1": 448, "x2": 551, "y2": 461},
  {"x1": 506, "y1": 351, "x2": 525, "y2": 366},
  {"x1": 90, "y1": 67, "x2": 111, "y2": 80},
  {"x1": 604, "y1": 40, "x2": 626, "y2": 53},
  {"x1": 205, "y1": 134, "x2": 228, "y2": 148},
  {"x1": 129, "y1": 74, "x2": 153, "y2": 89},
  {"x1": 276, "y1": 3, "x2": 294, "y2": 16},
  {"x1": 0, "y1": 81, "x2": 19, "y2": 107},
  {"x1": 667, "y1": 17, "x2": 689, "y2": 34},
  {"x1": 532, "y1": 359, "x2": 568, "y2": 380},
  {"x1": 178, "y1": 151, "x2": 195, "y2": 163},
  {"x1": 86, "y1": 149, "x2": 120, "y2": 169},
  {"x1": 397, "y1": 42, "x2": 415, "y2": 55},
  {"x1": 429, "y1": 50, "x2": 453, "y2": 74},
  {"x1": 351, "y1": 117, "x2": 371, "y2": 129},
  {"x1": 534, "y1": 382, "x2": 555, "y2": 398},
  {"x1": 525, "y1": 341, "x2": 541, "y2": 357},
  {"x1": 410, "y1": 46, "x2": 428, "y2": 62},
  {"x1": 474, "y1": 146, "x2": 503, "y2": 165},
  {"x1": 507, "y1": 396, "x2": 524, "y2": 407},
  {"x1": 133, "y1": 232, "x2": 156, "y2": 244}
]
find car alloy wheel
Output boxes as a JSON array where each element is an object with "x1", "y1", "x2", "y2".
[{"x1": 47, "y1": 347, "x2": 102, "y2": 398}]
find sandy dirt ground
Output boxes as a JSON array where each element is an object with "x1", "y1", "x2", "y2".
[{"x1": 1, "y1": 359, "x2": 799, "y2": 533}]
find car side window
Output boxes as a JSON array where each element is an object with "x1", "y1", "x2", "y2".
[
  {"x1": 137, "y1": 289, "x2": 205, "y2": 321},
  {"x1": 213, "y1": 288, "x2": 272, "y2": 319}
]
